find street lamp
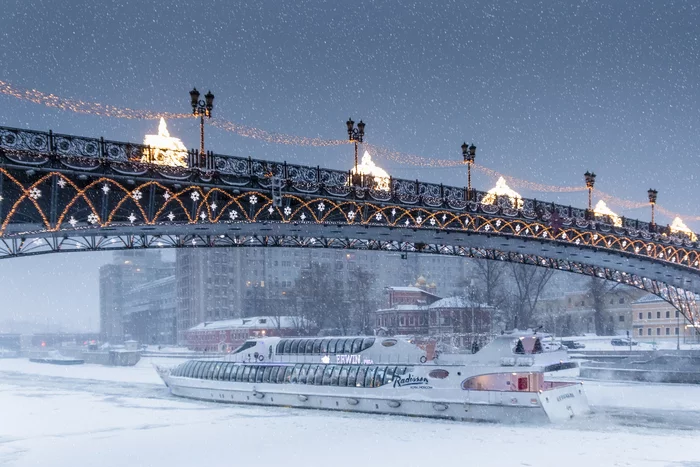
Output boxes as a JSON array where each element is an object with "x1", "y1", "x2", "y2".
[
  {"x1": 346, "y1": 118, "x2": 365, "y2": 185},
  {"x1": 584, "y1": 171, "x2": 596, "y2": 212},
  {"x1": 461, "y1": 142, "x2": 476, "y2": 200},
  {"x1": 647, "y1": 188, "x2": 658, "y2": 226},
  {"x1": 189, "y1": 87, "x2": 214, "y2": 156}
]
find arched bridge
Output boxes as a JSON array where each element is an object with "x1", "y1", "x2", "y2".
[{"x1": 0, "y1": 125, "x2": 699, "y2": 326}]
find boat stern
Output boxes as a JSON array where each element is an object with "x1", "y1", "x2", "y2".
[{"x1": 538, "y1": 381, "x2": 590, "y2": 422}]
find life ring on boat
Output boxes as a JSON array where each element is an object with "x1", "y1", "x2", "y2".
[
  {"x1": 419, "y1": 356, "x2": 427, "y2": 363},
  {"x1": 258, "y1": 354, "x2": 265, "y2": 362}
]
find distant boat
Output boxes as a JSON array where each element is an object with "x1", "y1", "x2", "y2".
[{"x1": 29, "y1": 350, "x2": 84, "y2": 365}]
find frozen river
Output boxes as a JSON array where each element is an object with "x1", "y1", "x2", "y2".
[{"x1": 1, "y1": 357, "x2": 700, "y2": 467}]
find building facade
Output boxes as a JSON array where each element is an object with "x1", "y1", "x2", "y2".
[
  {"x1": 183, "y1": 316, "x2": 311, "y2": 351},
  {"x1": 631, "y1": 294, "x2": 700, "y2": 343},
  {"x1": 124, "y1": 275, "x2": 177, "y2": 345}
]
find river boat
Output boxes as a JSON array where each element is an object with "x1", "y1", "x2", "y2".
[{"x1": 156, "y1": 333, "x2": 589, "y2": 423}]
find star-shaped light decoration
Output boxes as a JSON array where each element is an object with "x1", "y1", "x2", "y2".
[
  {"x1": 348, "y1": 211, "x2": 355, "y2": 220},
  {"x1": 163, "y1": 191, "x2": 171, "y2": 200},
  {"x1": 0, "y1": 195, "x2": 4, "y2": 202},
  {"x1": 128, "y1": 213, "x2": 137, "y2": 224},
  {"x1": 200, "y1": 212, "x2": 207, "y2": 220},
  {"x1": 190, "y1": 191, "x2": 200, "y2": 202},
  {"x1": 268, "y1": 206, "x2": 274, "y2": 214},
  {"x1": 416, "y1": 215, "x2": 423, "y2": 224},
  {"x1": 28, "y1": 187, "x2": 42, "y2": 200},
  {"x1": 57, "y1": 178, "x2": 67, "y2": 189},
  {"x1": 131, "y1": 189, "x2": 143, "y2": 201},
  {"x1": 167, "y1": 212, "x2": 175, "y2": 221},
  {"x1": 68, "y1": 216, "x2": 78, "y2": 227},
  {"x1": 318, "y1": 202, "x2": 326, "y2": 212},
  {"x1": 300, "y1": 213, "x2": 306, "y2": 221},
  {"x1": 102, "y1": 184, "x2": 110, "y2": 194},
  {"x1": 441, "y1": 214, "x2": 446, "y2": 222},
  {"x1": 404, "y1": 219, "x2": 410, "y2": 226},
  {"x1": 391, "y1": 208, "x2": 396, "y2": 217},
  {"x1": 429, "y1": 218, "x2": 436, "y2": 226},
  {"x1": 210, "y1": 202, "x2": 217, "y2": 211}
]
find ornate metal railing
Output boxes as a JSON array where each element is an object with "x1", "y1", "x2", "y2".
[{"x1": 0, "y1": 124, "x2": 696, "y2": 248}]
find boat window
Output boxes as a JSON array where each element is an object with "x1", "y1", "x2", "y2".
[
  {"x1": 269, "y1": 365, "x2": 280, "y2": 383},
  {"x1": 338, "y1": 366, "x2": 349, "y2": 386},
  {"x1": 303, "y1": 340, "x2": 314, "y2": 354},
  {"x1": 197, "y1": 362, "x2": 209, "y2": 379},
  {"x1": 247, "y1": 366, "x2": 257, "y2": 383},
  {"x1": 261, "y1": 365, "x2": 272, "y2": 383},
  {"x1": 202, "y1": 362, "x2": 213, "y2": 379},
  {"x1": 313, "y1": 339, "x2": 322, "y2": 354},
  {"x1": 214, "y1": 363, "x2": 225, "y2": 380},
  {"x1": 223, "y1": 363, "x2": 233, "y2": 381},
  {"x1": 290, "y1": 364, "x2": 301, "y2": 383},
  {"x1": 306, "y1": 365, "x2": 318, "y2": 385},
  {"x1": 342, "y1": 339, "x2": 354, "y2": 354},
  {"x1": 177, "y1": 362, "x2": 186, "y2": 377},
  {"x1": 320, "y1": 339, "x2": 329, "y2": 353},
  {"x1": 298, "y1": 364, "x2": 310, "y2": 384},
  {"x1": 356, "y1": 366, "x2": 367, "y2": 387},
  {"x1": 336, "y1": 339, "x2": 347, "y2": 354},
  {"x1": 314, "y1": 365, "x2": 325, "y2": 385},
  {"x1": 210, "y1": 363, "x2": 221, "y2": 380},
  {"x1": 373, "y1": 366, "x2": 387, "y2": 387},
  {"x1": 192, "y1": 362, "x2": 203, "y2": 379},
  {"x1": 256, "y1": 366, "x2": 265, "y2": 383},
  {"x1": 240, "y1": 365, "x2": 251, "y2": 382},
  {"x1": 384, "y1": 366, "x2": 396, "y2": 386},
  {"x1": 347, "y1": 366, "x2": 359, "y2": 387},
  {"x1": 186, "y1": 361, "x2": 197, "y2": 377},
  {"x1": 232, "y1": 341, "x2": 257, "y2": 354},
  {"x1": 361, "y1": 338, "x2": 375, "y2": 351},
  {"x1": 364, "y1": 366, "x2": 377, "y2": 388},
  {"x1": 275, "y1": 366, "x2": 286, "y2": 384},
  {"x1": 283, "y1": 339, "x2": 293, "y2": 354},
  {"x1": 396, "y1": 366, "x2": 409, "y2": 376},
  {"x1": 230, "y1": 365, "x2": 241, "y2": 381},
  {"x1": 181, "y1": 361, "x2": 193, "y2": 377},
  {"x1": 276, "y1": 341, "x2": 285, "y2": 354},
  {"x1": 284, "y1": 365, "x2": 294, "y2": 383},
  {"x1": 330, "y1": 366, "x2": 341, "y2": 385},
  {"x1": 290, "y1": 339, "x2": 300, "y2": 354},
  {"x1": 322, "y1": 365, "x2": 335, "y2": 385},
  {"x1": 351, "y1": 338, "x2": 363, "y2": 354},
  {"x1": 327, "y1": 339, "x2": 338, "y2": 354}
]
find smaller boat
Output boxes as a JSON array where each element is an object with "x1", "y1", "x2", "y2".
[{"x1": 29, "y1": 350, "x2": 84, "y2": 365}]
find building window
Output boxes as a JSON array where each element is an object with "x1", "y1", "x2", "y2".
[
  {"x1": 666, "y1": 311, "x2": 670, "y2": 319},
  {"x1": 665, "y1": 328, "x2": 670, "y2": 335},
  {"x1": 676, "y1": 311, "x2": 680, "y2": 318},
  {"x1": 675, "y1": 327, "x2": 679, "y2": 335},
  {"x1": 400, "y1": 316, "x2": 405, "y2": 326},
  {"x1": 656, "y1": 312, "x2": 661, "y2": 319},
  {"x1": 647, "y1": 328, "x2": 652, "y2": 336},
  {"x1": 656, "y1": 328, "x2": 661, "y2": 336},
  {"x1": 618, "y1": 315, "x2": 625, "y2": 322},
  {"x1": 638, "y1": 328, "x2": 643, "y2": 336},
  {"x1": 619, "y1": 297, "x2": 625, "y2": 304},
  {"x1": 648, "y1": 312, "x2": 652, "y2": 319},
  {"x1": 638, "y1": 312, "x2": 643, "y2": 320}
]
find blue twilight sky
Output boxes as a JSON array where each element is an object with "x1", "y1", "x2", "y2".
[{"x1": 0, "y1": 0, "x2": 698, "y2": 331}]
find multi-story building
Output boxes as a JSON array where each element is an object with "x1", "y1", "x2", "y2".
[
  {"x1": 99, "y1": 250, "x2": 174, "y2": 344},
  {"x1": 631, "y1": 294, "x2": 699, "y2": 343},
  {"x1": 124, "y1": 275, "x2": 177, "y2": 345}
]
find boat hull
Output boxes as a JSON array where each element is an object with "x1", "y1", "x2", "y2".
[{"x1": 162, "y1": 374, "x2": 587, "y2": 423}]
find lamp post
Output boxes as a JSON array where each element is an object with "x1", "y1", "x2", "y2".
[
  {"x1": 677, "y1": 310, "x2": 680, "y2": 350},
  {"x1": 584, "y1": 171, "x2": 596, "y2": 212},
  {"x1": 461, "y1": 142, "x2": 476, "y2": 200},
  {"x1": 346, "y1": 118, "x2": 365, "y2": 185},
  {"x1": 648, "y1": 188, "x2": 658, "y2": 227},
  {"x1": 189, "y1": 88, "x2": 214, "y2": 156}
]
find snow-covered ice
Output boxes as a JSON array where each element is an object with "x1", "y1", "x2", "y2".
[{"x1": 1, "y1": 357, "x2": 700, "y2": 466}]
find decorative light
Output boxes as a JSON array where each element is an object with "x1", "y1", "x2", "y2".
[
  {"x1": 141, "y1": 118, "x2": 188, "y2": 167},
  {"x1": 670, "y1": 217, "x2": 697, "y2": 241},
  {"x1": 593, "y1": 200, "x2": 622, "y2": 227},
  {"x1": 482, "y1": 177, "x2": 523, "y2": 209},
  {"x1": 349, "y1": 151, "x2": 390, "y2": 191}
]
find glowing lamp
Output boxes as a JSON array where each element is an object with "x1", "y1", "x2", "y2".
[
  {"x1": 205, "y1": 90, "x2": 214, "y2": 111},
  {"x1": 189, "y1": 88, "x2": 200, "y2": 109}
]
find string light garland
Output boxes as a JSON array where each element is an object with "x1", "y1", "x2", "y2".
[{"x1": 1, "y1": 79, "x2": 698, "y2": 223}]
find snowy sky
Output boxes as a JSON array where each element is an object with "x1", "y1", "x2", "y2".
[{"x1": 0, "y1": 0, "x2": 698, "y2": 331}]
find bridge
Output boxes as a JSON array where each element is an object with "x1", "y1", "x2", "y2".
[{"x1": 0, "y1": 125, "x2": 699, "y2": 327}]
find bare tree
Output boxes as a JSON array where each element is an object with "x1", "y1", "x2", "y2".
[
  {"x1": 507, "y1": 263, "x2": 555, "y2": 329},
  {"x1": 588, "y1": 277, "x2": 637, "y2": 336},
  {"x1": 295, "y1": 262, "x2": 348, "y2": 333},
  {"x1": 349, "y1": 266, "x2": 378, "y2": 334},
  {"x1": 472, "y1": 259, "x2": 508, "y2": 309}
]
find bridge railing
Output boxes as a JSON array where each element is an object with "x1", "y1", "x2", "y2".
[{"x1": 0, "y1": 125, "x2": 692, "y2": 242}]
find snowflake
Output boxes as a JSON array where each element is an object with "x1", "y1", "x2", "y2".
[
  {"x1": 68, "y1": 216, "x2": 78, "y2": 227},
  {"x1": 647, "y1": 245, "x2": 652, "y2": 252},
  {"x1": 543, "y1": 232, "x2": 548, "y2": 238},
  {"x1": 534, "y1": 225, "x2": 539, "y2": 232},
  {"x1": 525, "y1": 229, "x2": 529, "y2": 234},
  {"x1": 429, "y1": 218, "x2": 436, "y2": 226},
  {"x1": 659, "y1": 252, "x2": 664, "y2": 258},
  {"x1": 484, "y1": 224, "x2": 490, "y2": 231},
  {"x1": 0, "y1": 195, "x2": 3, "y2": 202},
  {"x1": 515, "y1": 225, "x2": 521, "y2": 232},
  {"x1": 695, "y1": 261, "x2": 699, "y2": 266},
  {"x1": 211, "y1": 202, "x2": 217, "y2": 211},
  {"x1": 163, "y1": 191, "x2": 171, "y2": 200},
  {"x1": 57, "y1": 178, "x2": 67, "y2": 189},
  {"x1": 391, "y1": 208, "x2": 396, "y2": 217},
  {"x1": 375, "y1": 213, "x2": 383, "y2": 221},
  {"x1": 667, "y1": 248, "x2": 672, "y2": 254},
  {"x1": 622, "y1": 240, "x2": 627, "y2": 247},
  {"x1": 593, "y1": 234, "x2": 598, "y2": 240},
  {"x1": 309, "y1": 238, "x2": 316, "y2": 245},
  {"x1": 131, "y1": 189, "x2": 142, "y2": 201},
  {"x1": 102, "y1": 184, "x2": 110, "y2": 194},
  {"x1": 496, "y1": 220, "x2": 501, "y2": 227},
  {"x1": 190, "y1": 191, "x2": 200, "y2": 202},
  {"x1": 635, "y1": 247, "x2": 640, "y2": 253},
  {"x1": 672, "y1": 257, "x2": 677, "y2": 263},
  {"x1": 200, "y1": 212, "x2": 207, "y2": 220},
  {"x1": 167, "y1": 212, "x2": 175, "y2": 221},
  {"x1": 404, "y1": 219, "x2": 410, "y2": 226},
  {"x1": 249, "y1": 195, "x2": 257, "y2": 205},
  {"x1": 300, "y1": 213, "x2": 306, "y2": 221},
  {"x1": 575, "y1": 238, "x2": 580, "y2": 245},
  {"x1": 416, "y1": 216, "x2": 423, "y2": 224},
  {"x1": 128, "y1": 213, "x2": 136, "y2": 224},
  {"x1": 317, "y1": 202, "x2": 327, "y2": 212},
  {"x1": 229, "y1": 210, "x2": 238, "y2": 220},
  {"x1": 348, "y1": 211, "x2": 355, "y2": 220},
  {"x1": 28, "y1": 187, "x2": 41, "y2": 200},
  {"x1": 607, "y1": 241, "x2": 611, "y2": 247},
  {"x1": 268, "y1": 206, "x2": 274, "y2": 214},
  {"x1": 284, "y1": 206, "x2": 292, "y2": 216},
  {"x1": 87, "y1": 213, "x2": 99, "y2": 225}
]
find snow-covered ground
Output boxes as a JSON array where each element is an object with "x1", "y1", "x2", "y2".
[{"x1": 1, "y1": 358, "x2": 700, "y2": 466}]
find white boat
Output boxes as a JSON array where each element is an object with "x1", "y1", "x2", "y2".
[{"x1": 156, "y1": 333, "x2": 590, "y2": 423}]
